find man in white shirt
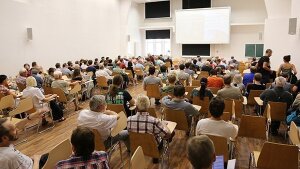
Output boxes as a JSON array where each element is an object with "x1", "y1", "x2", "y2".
[
  {"x1": 103, "y1": 62, "x2": 112, "y2": 75},
  {"x1": 0, "y1": 118, "x2": 41, "y2": 169},
  {"x1": 77, "y1": 95, "x2": 129, "y2": 150},
  {"x1": 196, "y1": 97, "x2": 238, "y2": 140},
  {"x1": 95, "y1": 64, "x2": 113, "y2": 80}
]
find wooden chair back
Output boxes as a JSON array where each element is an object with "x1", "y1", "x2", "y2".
[
  {"x1": 266, "y1": 83, "x2": 272, "y2": 89},
  {"x1": 147, "y1": 107, "x2": 157, "y2": 118},
  {"x1": 107, "y1": 104, "x2": 125, "y2": 114},
  {"x1": 0, "y1": 95, "x2": 15, "y2": 110},
  {"x1": 266, "y1": 101, "x2": 287, "y2": 121},
  {"x1": 193, "y1": 97, "x2": 209, "y2": 115},
  {"x1": 61, "y1": 75, "x2": 69, "y2": 81},
  {"x1": 207, "y1": 87, "x2": 220, "y2": 94},
  {"x1": 233, "y1": 99, "x2": 243, "y2": 119},
  {"x1": 96, "y1": 76, "x2": 108, "y2": 88},
  {"x1": 207, "y1": 134, "x2": 229, "y2": 162},
  {"x1": 52, "y1": 88, "x2": 68, "y2": 103},
  {"x1": 185, "y1": 86, "x2": 196, "y2": 100},
  {"x1": 0, "y1": 93, "x2": 4, "y2": 100},
  {"x1": 9, "y1": 97, "x2": 34, "y2": 117},
  {"x1": 192, "y1": 80, "x2": 200, "y2": 86},
  {"x1": 92, "y1": 129, "x2": 106, "y2": 151},
  {"x1": 125, "y1": 70, "x2": 133, "y2": 79},
  {"x1": 224, "y1": 99, "x2": 234, "y2": 115},
  {"x1": 289, "y1": 121, "x2": 300, "y2": 145},
  {"x1": 163, "y1": 107, "x2": 189, "y2": 131},
  {"x1": 69, "y1": 83, "x2": 81, "y2": 95},
  {"x1": 238, "y1": 115, "x2": 267, "y2": 140},
  {"x1": 111, "y1": 111, "x2": 127, "y2": 137},
  {"x1": 199, "y1": 71, "x2": 209, "y2": 78},
  {"x1": 146, "y1": 84, "x2": 161, "y2": 99},
  {"x1": 165, "y1": 61, "x2": 171, "y2": 69},
  {"x1": 129, "y1": 132, "x2": 160, "y2": 158},
  {"x1": 112, "y1": 72, "x2": 119, "y2": 77},
  {"x1": 42, "y1": 139, "x2": 72, "y2": 169},
  {"x1": 131, "y1": 146, "x2": 146, "y2": 169},
  {"x1": 87, "y1": 71, "x2": 93, "y2": 78},
  {"x1": 247, "y1": 90, "x2": 264, "y2": 106},
  {"x1": 257, "y1": 142, "x2": 298, "y2": 169},
  {"x1": 134, "y1": 68, "x2": 144, "y2": 76},
  {"x1": 16, "y1": 82, "x2": 26, "y2": 92},
  {"x1": 179, "y1": 79, "x2": 187, "y2": 87},
  {"x1": 43, "y1": 86, "x2": 52, "y2": 95}
]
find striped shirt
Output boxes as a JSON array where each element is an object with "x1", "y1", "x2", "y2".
[{"x1": 127, "y1": 112, "x2": 170, "y2": 143}]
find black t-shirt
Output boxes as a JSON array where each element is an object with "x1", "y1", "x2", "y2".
[
  {"x1": 295, "y1": 80, "x2": 300, "y2": 92},
  {"x1": 246, "y1": 83, "x2": 266, "y2": 97},
  {"x1": 105, "y1": 88, "x2": 133, "y2": 116},
  {"x1": 257, "y1": 56, "x2": 270, "y2": 75}
]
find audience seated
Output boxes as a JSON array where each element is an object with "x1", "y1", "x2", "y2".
[
  {"x1": 44, "y1": 68, "x2": 56, "y2": 87},
  {"x1": 191, "y1": 77, "x2": 214, "y2": 101},
  {"x1": 56, "y1": 127, "x2": 110, "y2": 169},
  {"x1": 61, "y1": 63, "x2": 73, "y2": 77},
  {"x1": 201, "y1": 61, "x2": 212, "y2": 73},
  {"x1": 143, "y1": 66, "x2": 163, "y2": 90},
  {"x1": 207, "y1": 69, "x2": 224, "y2": 89},
  {"x1": 187, "y1": 135, "x2": 216, "y2": 169},
  {"x1": 105, "y1": 75, "x2": 135, "y2": 116},
  {"x1": 217, "y1": 75, "x2": 244, "y2": 101},
  {"x1": 157, "y1": 65, "x2": 168, "y2": 82},
  {"x1": 161, "y1": 74, "x2": 176, "y2": 95},
  {"x1": 78, "y1": 95, "x2": 129, "y2": 150},
  {"x1": 31, "y1": 69, "x2": 44, "y2": 90},
  {"x1": 242, "y1": 66, "x2": 256, "y2": 86},
  {"x1": 96, "y1": 64, "x2": 113, "y2": 81},
  {"x1": 16, "y1": 68, "x2": 27, "y2": 86},
  {"x1": 245, "y1": 73, "x2": 266, "y2": 97},
  {"x1": 196, "y1": 97, "x2": 238, "y2": 140},
  {"x1": 24, "y1": 63, "x2": 31, "y2": 76},
  {"x1": 71, "y1": 68, "x2": 83, "y2": 81},
  {"x1": 270, "y1": 73, "x2": 291, "y2": 92},
  {"x1": 0, "y1": 75, "x2": 17, "y2": 98},
  {"x1": 231, "y1": 74, "x2": 245, "y2": 94},
  {"x1": 184, "y1": 62, "x2": 195, "y2": 76},
  {"x1": 178, "y1": 64, "x2": 191, "y2": 85},
  {"x1": 161, "y1": 85, "x2": 199, "y2": 127}
]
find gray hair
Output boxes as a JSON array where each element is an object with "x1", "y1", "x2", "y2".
[
  {"x1": 19, "y1": 68, "x2": 27, "y2": 75},
  {"x1": 275, "y1": 76, "x2": 286, "y2": 87},
  {"x1": 136, "y1": 95, "x2": 150, "y2": 111},
  {"x1": 53, "y1": 71, "x2": 62, "y2": 79},
  {"x1": 99, "y1": 63, "x2": 104, "y2": 70},
  {"x1": 89, "y1": 95, "x2": 107, "y2": 112}
]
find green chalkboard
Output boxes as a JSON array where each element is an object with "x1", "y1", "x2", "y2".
[
  {"x1": 255, "y1": 44, "x2": 264, "y2": 57},
  {"x1": 245, "y1": 44, "x2": 255, "y2": 57}
]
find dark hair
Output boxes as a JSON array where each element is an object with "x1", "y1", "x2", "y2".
[
  {"x1": 223, "y1": 75, "x2": 232, "y2": 85},
  {"x1": 265, "y1": 49, "x2": 272, "y2": 54},
  {"x1": 193, "y1": 59, "x2": 197, "y2": 65},
  {"x1": 0, "y1": 75, "x2": 7, "y2": 84},
  {"x1": 209, "y1": 97, "x2": 225, "y2": 118},
  {"x1": 55, "y1": 63, "x2": 61, "y2": 69},
  {"x1": 32, "y1": 61, "x2": 37, "y2": 67},
  {"x1": 168, "y1": 74, "x2": 176, "y2": 84},
  {"x1": 48, "y1": 68, "x2": 55, "y2": 75},
  {"x1": 72, "y1": 69, "x2": 82, "y2": 79},
  {"x1": 24, "y1": 63, "x2": 30, "y2": 68},
  {"x1": 173, "y1": 85, "x2": 185, "y2": 97},
  {"x1": 127, "y1": 61, "x2": 133, "y2": 70},
  {"x1": 254, "y1": 73, "x2": 262, "y2": 82},
  {"x1": 160, "y1": 65, "x2": 167, "y2": 73},
  {"x1": 179, "y1": 64, "x2": 185, "y2": 70},
  {"x1": 0, "y1": 118, "x2": 9, "y2": 143},
  {"x1": 83, "y1": 60, "x2": 87, "y2": 64},
  {"x1": 88, "y1": 60, "x2": 93, "y2": 65},
  {"x1": 109, "y1": 75, "x2": 123, "y2": 97},
  {"x1": 148, "y1": 66, "x2": 156, "y2": 75},
  {"x1": 283, "y1": 55, "x2": 291, "y2": 62},
  {"x1": 67, "y1": 61, "x2": 73, "y2": 66},
  {"x1": 62, "y1": 63, "x2": 67, "y2": 68},
  {"x1": 71, "y1": 127, "x2": 95, "y2": 160},
  {"x1": 250, "y1": 66, "x2": 256, "y2": 73},
  {"x1": 210, "y1": 69, "x2": 217, "y2": 76},
  {"x1": 185, "y1": 62, "x2": 191, "y2": 69},
  {"x1": 199, "y1": 78, "x2": 208, "y2": 100}
]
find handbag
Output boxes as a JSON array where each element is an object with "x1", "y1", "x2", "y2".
[{"x1": 286, "y1": 110, "x2": 300, "y2": 126}]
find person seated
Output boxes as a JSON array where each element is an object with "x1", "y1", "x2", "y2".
[
  {"x1": 184, "y1": 62, "x2": 195, "y2": 76},
  {"x1": 251, "y1": 57, "x2": 257, "y2": 66},
  {"x1": 56, "y1": 127, "x2": 110, "y2": 169},
  {"x1": 112, "y1": 63, "x2": 124, "y2": 74},
  {"x1": 43, "y1": 68, "x2": 56, "y2": 87},
  {"x1": 243, "y1": 66, "x2": 256, "y2": 86},
  {"x1": 61, "y1": 63, "x2": 72, "y2": 77},
  {"x1": 191, "y1": 77, "x2": 214, "y2": 101},
  {"x1": 161, "y1": 85, "x2": 199, "y2": 128},
  {"x1": 225, "y1": 64, "x2": 239, "y2": 78},
  {"x1": 231, "y1": 74, "x2": 245, "y2": 94},
  {"x1": 161, "y1": 74, "x2": 176, "y2": 95},
  {"x1": 158, "y1": 65, "x2": 168, "y2": 82},
  {"x1": 103, "y1": 62, "x2": 112, "y2": 75},
  {"x1": 51, "y1": 71, "x2": 82, "y2": 111},
  {"x1": 260, "y1": 76, "x2": 293, "y2": 135},
  {"x1": 81, "y1": 60, "x2": 88, "y2": 70},
  {"x1": 126, "y1": 61, "x2": 137, "y2": 86},
  {"x1": 71, "y1": 68, "x2": 83, "y2": 81},
  {"x1": 0, "y1": 118, "x2": 46, "y2": 169},
  {"x1": 105, "y1": 75, "x2": 135, "y2": 117},
  {"x1": 207, "y1": 69, "x2": 224, "y2": 89},
  {"x1": 24, "y1": 63, "x2": 31, "y2": 76},
  {"x1": 178, "y1": 64, "x2": 191, "y2": 86},
  {"x1": 270, "y1": 73, "x2": 292, "y2": 92},
  {"x1": 187, "y1": 135, "x2": 216, "y2": 169},
  {"x1": 96, "y1": 64, "x2": 113, "y2": 81},
  {"x1": 143, "y1": 66, "x2": 163, "y2": 104},
  {"x1": 134, "y1": 60, "x2": 145, "y2": 70},
  {"x1": 31, "y1": 69, "x2": 44, "y2": 89},
  {"x1": 201, "y1": 61, "x2": 212, "y2": 73},
  {"x1": 127, "y1": 95, "x2": 173, "y2": 151},
  {"x1": 0, "y1": 75, "x2": 17, "y2": 98},
  {"x1": 78, "y1": 95, "x2": 129, "y2": 150},
  {"x1": 16, "y1": 68, "x2": 27, "y2": 86},
  {"x1": 217, "y1": 75, "x2": 244, "y2": 101},
  {"x1": 245, "y1": 73, "x2": 266, "y2": 97},
  {"x1": 23, "y1": 76, "x2": 65, "y2": 122},
  {"x1": 196, "y1": 97, "x2": 238, "y2": 140}
]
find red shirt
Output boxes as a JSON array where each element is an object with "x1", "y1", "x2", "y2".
[{"x1": 207, "y1": 76, "x2": 224, "y2": 88}]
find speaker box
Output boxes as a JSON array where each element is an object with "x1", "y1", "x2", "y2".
[
  {"x1": 289, "y1": 18, "x2": 297, "y2": 35},
  {"x1": 27, "y1": 28, "x2": 33, "y2": 40}
]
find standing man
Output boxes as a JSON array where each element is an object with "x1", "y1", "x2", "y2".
[{"x1": 257, "y1": 49, "x2": 273, "y2": 84}]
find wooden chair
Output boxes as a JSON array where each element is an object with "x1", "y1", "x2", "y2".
[
  {"x1": 289, "y1": 121, "x2": 300, "y2": 146},
  {"x1": 238, "y1": 115, "x2": 268, "y2": 140},
  {"x1": 96, "y1": 76, "x2": 109, "y2": 94},
  {"x1": 8, "y1": 97, "x2": 35, "y2": 125},
  {"x1": 0, "y1": 95, "x2": 15, "y2": 114},
  {"x1": 193, "y1": 97, "x2": 209, "y2": 116},
  {"x1": 165, "y1": 61, "x2": 171, "y2": 69},
  {"x1": 250, "y1": 142, "x2": 298, "y2": 169},
  {"x1": 264, "y1": 101, "x2": 287, "y2": 122},
  {"x1": 266, "y1": 83, "x2": 272, "y2": 89},
  {"x1": 92, "y1": 129, "x2": 106, "y2": 151},
  {"x1": 107, "y1": 104, "x2": 125, "y2": 114},
  {"x1": 179, "y1": 79, "x2": 187, "y2": 87},
  {"x1": 43, "y1": 86, "x2": 53, "y2": 95},
  {"x1": 42, "y1": 139, "x2": 72, "y2": 169},
  {"x1": 247, "y1": 90, "x2": 264, "y2": 106},
  {"x1": 199, "y1": 71, "x2": 209, "y2": 78},
  {"x1": 163, "y1": 107, "x2": 189, "y2": 132},
  {"x1": 61, "y1": 75, "x2": 69, "y2": 81},
  {"x1": 185, "y1": 86, "x2": 196, "y2": 100},
  {"x1": 131, "y1": 146, "x2": 146, "y2": 169},
  {"x1": 207, "y1": 134, "x2": 230, "y2": 162},
  {"x1": 233, "y1": 99, "x2": 244, "y2": 121},
  {"x1": 148, "y1": 107, "x2": 157, "y2": 118},
  {"x1": 134, "y1": 68, "x2": 144, "y2": 79},
  {"x1": 125, "y1": 70, "x2": 134, "y2": 79},
  {"x1": 52, "y1": 87, "x2": 75, "y2": 111},
  {"x1": 146, "y1": 84, "x2": 161, "y2": 102},
  {"x1": 16, "y1": 82, "x2": 26, "y2": 92},
  {"x1": 191, "y1": 80, "x2": 200, "y2": 86},
  {"x1": 207, "y1": 87, "x2": 220, "y2": 94}
]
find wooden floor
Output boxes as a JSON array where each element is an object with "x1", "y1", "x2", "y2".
[{"x1": 16, "y1": 82, "x2": 288, "y2": 169}]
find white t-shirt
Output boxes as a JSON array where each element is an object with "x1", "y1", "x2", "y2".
[
  {"x1": 77, "y1": 110, "x2": 118, "y2": 140},
  {"x1": 23, "y1": 86, "x2": 45, "y2": 109},
  {"x1": 95, "y1": 70, "x2": 112, "y2": 79},
  {"x1": 196, "y1": 118, "x2": 238, "y2": 139},
  {"x1": 0, "y1": 145, "x2": 33, "y2": 169}
]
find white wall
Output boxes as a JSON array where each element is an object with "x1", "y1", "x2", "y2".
[{"x1": 0, "y1": 0, "x2": 126, "y2": 76}]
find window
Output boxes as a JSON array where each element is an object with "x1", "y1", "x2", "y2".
[
  {"x1": 146, "y1": 39, "x2": 171, "y2": 56},
  {"x1": 245, "y1": 44, "x2": 264, "y2": 57},
  {"x1": 145, "y1": 1, "x2": 170, "y2": 19}
]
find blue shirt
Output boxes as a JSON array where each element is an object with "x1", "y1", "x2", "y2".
[{"x1": 243, "y1": 73, "x2": 255, "y2": 86}]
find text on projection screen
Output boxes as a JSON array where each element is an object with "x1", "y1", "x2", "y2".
[{"x1": 175, "y1": 7, "x2": 231, "y2": 44}]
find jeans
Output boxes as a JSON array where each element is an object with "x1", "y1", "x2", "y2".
[{"x1": 104, "y1": 130, "x2": 130, "y2": 151}]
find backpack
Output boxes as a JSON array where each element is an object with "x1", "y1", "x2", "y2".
[{"x1": 286, "y1": 109, "x2": 300, "y2": 126}]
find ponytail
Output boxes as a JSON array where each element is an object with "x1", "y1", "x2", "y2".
[{"x1": 199, "y1": 82, "x2": 206, "y2": 100}]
